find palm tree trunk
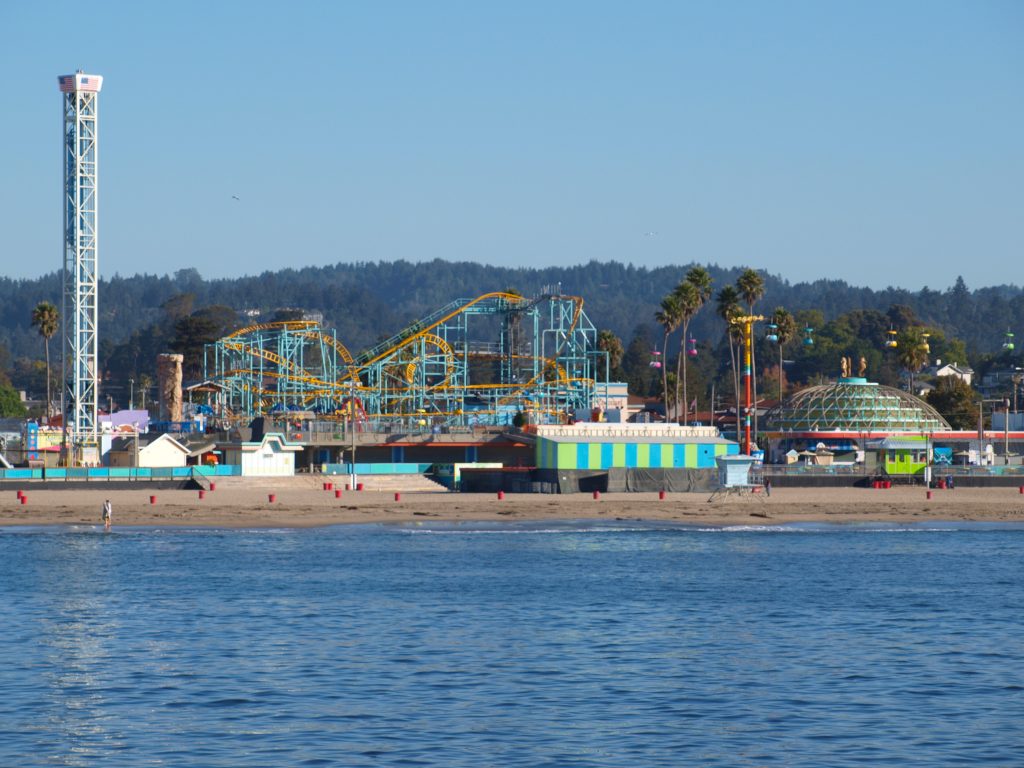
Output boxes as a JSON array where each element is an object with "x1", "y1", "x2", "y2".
[
  {"x1": 728, "y1": 335, "x2": 740, "y2": 438},
  {"x1": 676, "y1": 321, "x2": 688, "y2": 425},
  {"x1": 778, "y1": 343, "x2": 784, "y2": 402},
  {"x1": 44, "y1": 338, "x2": 52, "y2": 421},
  {"x1": 661, "y1": 330, "x2": 670, "y2": 421}
]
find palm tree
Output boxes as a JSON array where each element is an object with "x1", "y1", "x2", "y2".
[
  {"x1": 138, "y1": 373, "x2": 153, "y2": 411},
  {"x1": 655, "y1": 294, "x2": 682, "y2": 420},
  {"x1": 675, "y1": 267, "x2": 713, "y2": 424},
  {"x1": 686, "y1": 266, "x2": 714, "y2": 305},
  {"x1": 736, "y1": 269, "x2": 766, "y2": 437},
  {"x1": 672, "y1": 282, "x2": 700, "y2": 423},
  {"x1": 31, "y1": 301, "x2": 59, "y2": 421},
  {"x1": 597, "y1": 330, "x2": 625, "y2": 379},
  {"x1": 770, "y1": 307, "x2": 797, "y2": 402},
  {"x1": 898, "y1": 327, "x2": 931, "y2": 394},
  {"x1": 716, "y1": 285, "x2": 743, "y2": 429}
]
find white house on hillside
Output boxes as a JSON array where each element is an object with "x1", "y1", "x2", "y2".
[{"x1": 928, "y1": 360, "x2": 973, "y2": 387}]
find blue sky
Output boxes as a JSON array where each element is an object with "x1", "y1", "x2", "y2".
[{"x1": 1, "y1": 1, "x2": 1021, "y2": 290}]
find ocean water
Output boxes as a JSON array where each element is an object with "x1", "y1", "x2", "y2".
[{"x1": 1, "y1": 521, "x2": 1022, "y2": 767}]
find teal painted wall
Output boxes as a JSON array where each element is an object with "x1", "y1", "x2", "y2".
[{"x1": 536, "y1": 438, "x2": 738, "y2": 470}]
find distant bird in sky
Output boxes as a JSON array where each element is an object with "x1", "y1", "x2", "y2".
[
  {"x1": 644, "y1": 231, "x2": 657, "y2": 237},
  {"x1": 231, "y1": 195, "x2": 240, "y2": 201}
]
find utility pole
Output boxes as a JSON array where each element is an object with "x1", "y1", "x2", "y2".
[{"x1": 349, "y1": 377, "x2": 357, "y2": 490}]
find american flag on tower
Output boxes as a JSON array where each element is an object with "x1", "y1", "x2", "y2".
[{"x1": 58, "y1": 74, "x2": 103, "y2": 93}]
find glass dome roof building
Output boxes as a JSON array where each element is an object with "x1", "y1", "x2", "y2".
[{"x1": 764, "y1": 377, "x2": 950, "y2": 434}]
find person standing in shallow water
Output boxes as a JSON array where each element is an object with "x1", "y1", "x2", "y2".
[{"x1": 102, "y1": 499, "x2": 112, "y2": 531}]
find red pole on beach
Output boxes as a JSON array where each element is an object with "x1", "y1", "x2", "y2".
[
  {"x1": 198, "y1": 490, "x2": 205, "y2": 500},
  {"x1": 926, "y1": 490, "x2": 932, "y2": 500},
  {"x1": 17, "y1": 490, "x2": 23, "y2": 500},
  {"x1": 268, "y1": 493, "x2": 276, "y2": 503},
  {"x1": 210, "y1": 482, "x2": 216, "y2": 492},
  {"x1": 394, "y1": 492, "x2": 401, "y2": 502},
  {"x1": 497, "y1": 490, "x2": 505, "y2": 500},
  {"x1": 150, "y1": 495, "x2": 157, "y2": 505},
  {"x1": 593, "y1": 490, "x2": 601, "y2": 500},
  {"x1": 20, "y1": 495, "x2": 26, "y2": 505},
  {"x1": 335, "y1": 489, "x2": 342, "y2": 498},
  {"x1": 357, "y1": 483, "x2": 364, "y2": 492},
  {"x1": 659, "y1": 490, "x2": 666, "y2": 500}
]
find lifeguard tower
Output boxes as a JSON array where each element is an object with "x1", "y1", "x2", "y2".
[{"x1": 708, "y1": 454, "x2": 764, "y2": 503}]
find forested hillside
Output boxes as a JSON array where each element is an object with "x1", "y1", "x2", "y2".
[{"x1": 2, "y1": 260, "x2": 1022, "y2": 409}]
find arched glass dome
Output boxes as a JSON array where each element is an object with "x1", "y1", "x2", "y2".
[{"x1": 764, "y1": 377, "x2": 950, "y2": 432}]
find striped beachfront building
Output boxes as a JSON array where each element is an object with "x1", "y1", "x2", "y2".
[{"x1": 535, "y1": 424, "x2": 738, "y2": 471}]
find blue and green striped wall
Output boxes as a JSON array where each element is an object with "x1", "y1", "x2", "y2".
[{"x1": 536, "y1": 438, "x2": 736, "y2": 470}]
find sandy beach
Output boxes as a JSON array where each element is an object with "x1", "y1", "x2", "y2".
[{"x1": 2, "y1": 477, "x2": 1024, "y2": 528}]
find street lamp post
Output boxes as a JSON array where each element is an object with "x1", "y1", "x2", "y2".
[
  {"x1": 979, "y1": 398, "x2": 1007, "y2": 466},
  {"x1": 1004, "y1": 399, "x2": 1011, "y2": 460},
  {"x1": 924, "y1": 429, "x2": 932, "y2": 487},
  {"x1": 129, "y1": 378, "x2": 135, "y2": 411}
]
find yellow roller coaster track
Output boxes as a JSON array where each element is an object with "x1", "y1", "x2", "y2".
[
  {"x1": 399, "y1": 333, "x2": 456, "y2": 384},
  {"x1": 354, "y1": 292, "x2": 583, "y2": 404},
  {"x1": 296, "y1": 329, "x2": 355, "y2": 365},
  {"x1": 218, "y1": 293, "x2": 590, "y2": 415},
  {"x1": 223, "y1": 320, "x2": 321, "y2": 340},
  {"x1": 220, "y1": 341, "x2": 304, "y2": 375},
  {"x1": 354, "y1": 292, "x2": 527, "y2": 372},
  {"x1": 224, "y1": 368, "x2": 371, "y2": 393}
]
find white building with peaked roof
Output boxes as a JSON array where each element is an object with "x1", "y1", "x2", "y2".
[{"x1": 218, "y1": 432, "x2": 301, "y2": 476}]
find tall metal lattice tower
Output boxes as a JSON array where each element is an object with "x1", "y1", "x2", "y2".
[{"x1": 58, "y1": 71, "x2": 103, "y2": 461}]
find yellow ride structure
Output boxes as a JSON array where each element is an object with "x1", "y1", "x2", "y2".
[{"x1": 203, "y1": 292, "x2": 606, "y2": 427}]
